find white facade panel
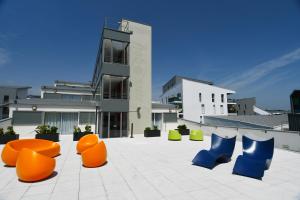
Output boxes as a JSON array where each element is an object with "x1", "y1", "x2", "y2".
[{"x1": 182, "y1": 79, "x2": 235, "y2": 123}]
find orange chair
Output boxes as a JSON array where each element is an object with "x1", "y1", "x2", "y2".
[
  {"x1": 1, "y1": 139, "x2": 60, "y2": 167},
  {"x1": 16, "y1": 148, "x2": 55, "y2": 182},
  {"x1": 76, "y1": 134, "x2": 98, "y2": 154},
  {"x1": 81, "y1": 141, "x2": 107, "y2": 168}
]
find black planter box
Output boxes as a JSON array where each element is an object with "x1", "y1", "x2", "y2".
[
  {"x1": 177, "y1": 129, "x2": 190, "y2": 135},
  {"x1": 73, "y1": 132, "x2": 93, "y2": 141},
  {"x1": 0, "y1": 134, "x2": 19, "y2": 144},
  {"x1": 35, "y1": 133, "x2": 59, "y2": 142},
  {"x1": 144, "y1": 130, "x2": 161, "y2": 137}
]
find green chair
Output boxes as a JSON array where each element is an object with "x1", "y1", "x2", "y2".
[
  {"x1": 190, "y1": 130, "x2": 204, "y2": 141},
  {"x1": 168, "y1": 130, "x2": 181, "y2": 141}
]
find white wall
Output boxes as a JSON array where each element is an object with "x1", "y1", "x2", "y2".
[
  {"x1": 124, "y1": 20, "x2": 152, "y2": 134},
  {"x1": 182, "y1": 79, "x2": 235, "y2": 123}
]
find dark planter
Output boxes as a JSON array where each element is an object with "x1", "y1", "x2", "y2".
[
  {"x1": 35, "y1": 133, "x2": 59, "y2": 142},
  {"x1": 144, "y1": 130, "x2": 161, "y2": 137},
  {"x1": 0, "y1": 134, "x2": 19, "y2": 144},
  {"x1": 73, "y1": 132, "x2": 93, "y2": 141},
  {"x1": 177, "y1": 129, "x2": 190, "y2": 135}
]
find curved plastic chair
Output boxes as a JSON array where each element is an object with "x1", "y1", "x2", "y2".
[
  {"x1": 233, "y1": 135, "x2": 274, "y2": 179},
  {"x1": 1, "y1": 139, "x2": 60, "y2": 166},
  {"x1": 76, "y1": 134, "x2": 98, "y2": 154},
  {"x1": 168, "y1": 130, "x2": 181, "y2": 141},
  {"x1": 16, "y1": 148, "x2": 55, "y2": 182},
  {"x1": 81, "y1": 141, "x2": 107, "y2": 168},
  {"x1": 192, "y1": 133, "x2": 236, "y2": 169},
  {"x1": 190, "y1": 130, "x2": 203, "y2": 141}
]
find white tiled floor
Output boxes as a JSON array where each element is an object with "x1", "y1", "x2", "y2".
[{"x1": 0, "y1": 133, "x2": 300, "y2": 200}]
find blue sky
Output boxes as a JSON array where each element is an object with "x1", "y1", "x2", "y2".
[{"x1": 0, "y1": 0, "x2": 300, "y2": 110}]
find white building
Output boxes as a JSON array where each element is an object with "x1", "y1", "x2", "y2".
[{"x1": 161, "y1": 76, "x2": 236, "y2": 123}]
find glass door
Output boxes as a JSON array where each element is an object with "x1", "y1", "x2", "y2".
[{"x1": 109, "y1": 112, "x2": 121, "y2": 137}]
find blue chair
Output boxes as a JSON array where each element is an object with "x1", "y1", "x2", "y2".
[
  {"x1": 232, "y1": 135, "x2": 274, "y2": 180},
  {"x1": 192, "y1": 133, "x2": 236, "y2": 169}
]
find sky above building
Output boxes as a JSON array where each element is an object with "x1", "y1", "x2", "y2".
[{"x1": 0, "y1": 0, "x2": 300, "y2": 110}]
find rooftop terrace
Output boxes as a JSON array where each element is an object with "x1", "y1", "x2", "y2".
[{"x1": 0, "y1": 134, "x2": 299, "y2": 200}]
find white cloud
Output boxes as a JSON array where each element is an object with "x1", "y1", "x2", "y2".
[
  {"x1": 0, "y1": 48, "x2": 9, "y2": 67},
  {"x1": 220, "y1": 48, "x2": 300, "y2": 90}
]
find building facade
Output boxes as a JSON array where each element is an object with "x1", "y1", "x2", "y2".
[
  {"x1": 235, "y1": 97, "x2": 270, "y2": 115},
  {"x1": 0, "y1": 86, "x2": 31, "y2": 120},
  {"x1": 7, "y1": 19, "x2": 153, "y2": 137},
  {"x1": 161, "y1": 76, "x2": 236, "y2": 123}
]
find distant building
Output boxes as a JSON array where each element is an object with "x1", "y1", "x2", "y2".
[
  {"x1": 160, "y1": 75, "x2": 236, "y2": 123},
  {"x1": 0, "y1": 86, "x2": 31, "y2": 119},
  {"x1": 235, "y1": 97, "x2": 270, "y2": 115},
  {"x1": 288, "y1": 90, "x2": 300, "y2": 131}
]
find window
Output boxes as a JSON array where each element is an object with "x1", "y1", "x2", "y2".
[
  {"x1": 103, "y1": 39, "x2": 129, "y2": 65},
  {"x1": 221, "y1": 94, "x2": 224, "y2": 103},
  {"x1": 103, "y1": 39, "x2": 112, "y2": 62},
  {"x1": 213, "y1": 105, "x2": 216, "y2": 114},
  {"x1": 199, "y1": 93, "x2": 202, "y2": 102},
  {"x1": 245, "y1": 104, "x2": 247, "y2": 109},
  {"x1": 220, "y1": 105, "x2": 224, "y2": 114},
  {"x1": 2, "y1": 107, "x2": 9, "y2": 118},
  {"x1": 102, "y1": 75, "x2": 128, "y2": 99},
  {"x1": 112, "y1": 41, "x2": 125, "y2": 64},
  {"x1": 79, "y1": 112, "x2": 95, "y2": 124},
  {"x1": 3, "y1": 95, "x2": 9, "y2": 103},
  {"x1": 201, "y1": 104, "x2": 205, "y2": 114},
  {"x1": 212, "y1": 93, "x2": 215, "y2": 102},
  {"x1": 13, "y1": 111, "x2": 42, "y2": 125},
  {"x1": 238, "y1": 104, "x2": 240, "y2": 109}
]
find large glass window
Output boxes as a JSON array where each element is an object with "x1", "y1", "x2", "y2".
[
  {"x1": 112, "y1": 41, "x2": 125, "y2": 64},
  {"x1": 103, "y1": 39, "x2": 112, "y2": 62},
  {"x1": 79, "y1": 112, "x2": 95, "y2": 124},
  {"x1": 103, "y1": 39, "x2": 128, "y2": 65},
  {"x1": 102, "y1": 75, "x2": 128, "y2": 99}
]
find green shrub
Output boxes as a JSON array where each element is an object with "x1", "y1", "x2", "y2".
[
  {"x1": 153, "y1": 125, "x2": 158, "y2": 130},
  {"x1": 0, "y1": 128, "x2": 4, "y2": 136},
  {"x1": 5, "y1": 126, "x2": 16, "y2": 135},
  {"x1": 73, "y1": 126, "x2": 81, "y2": 134},
  {"x1": 85, "y1": 125, "x2": 92, "y2": 132},
  {"x1": 145, "y1": 127, "x2": 151, "y2": 131},
  {"x1": 177, "y1": 124, "x2": 187, "y2": 130},
  {"x1": 50, "y1": 126, "x2": 58, "y2": 134},
  {"x1": 35, "y1": 125, "x2": 50, "y2": 134}
]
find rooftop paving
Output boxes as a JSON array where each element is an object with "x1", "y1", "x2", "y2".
[{"x1": 0, "y1": 133, "x2": 300, "y2": 200}]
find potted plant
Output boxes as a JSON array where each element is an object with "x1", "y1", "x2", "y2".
[
  {"x1": 73, "y1": 125, "x2": 93, "y2": 141},
  {"x1": 176, "y1": 124, "x2": 190, "y2": 135},
  {"x1": 0, "y1": 126, "x2": 19, "y2": 144},
  {"x1": 144, "y1": 126, "x2": 161, "y2": 137},
  {"x1": 84, "y1": 124, "x2": 93, "y2": 134},
  {"x1": 35, "y1": 125, "x2": 59, "y2": 142},
  {"x1": 73, "y1": 126, "x2": 83, "y2": 141}
]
